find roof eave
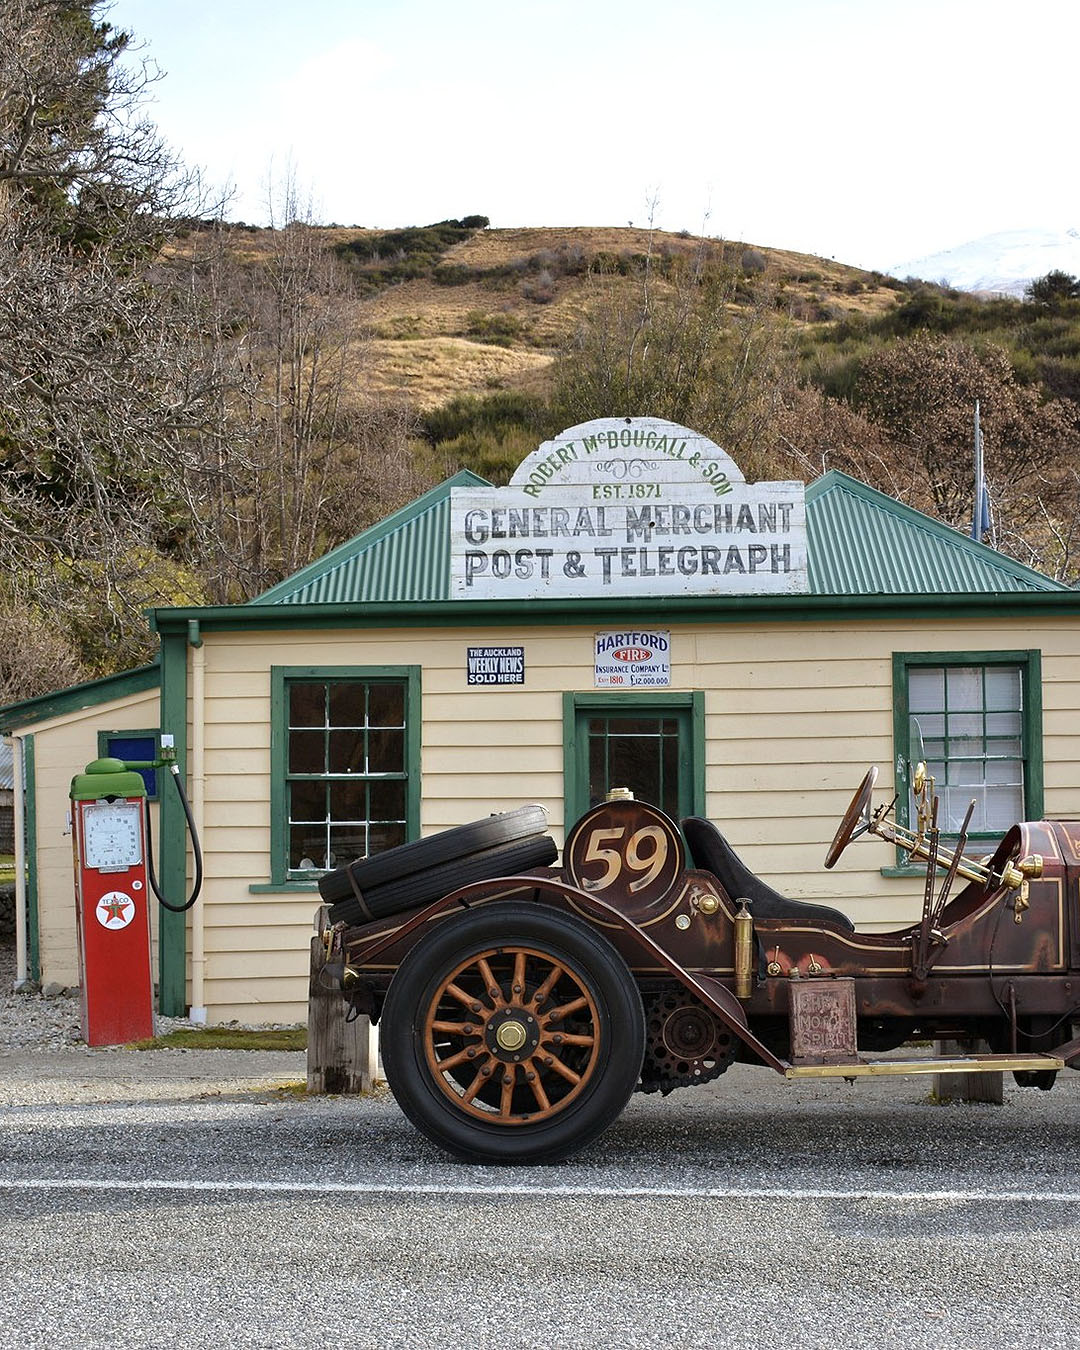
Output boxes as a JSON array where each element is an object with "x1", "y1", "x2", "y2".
[
  {"x1": 0, "y1": 663, "x2": 161, "y2": 733},
  {"x1": 150, "y1": 588, "x2": 1080, "y2": 636}
]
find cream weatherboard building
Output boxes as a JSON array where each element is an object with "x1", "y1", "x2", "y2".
[{"x1": 3, "y1": 418, "x2": 1079, "y2": 1024}]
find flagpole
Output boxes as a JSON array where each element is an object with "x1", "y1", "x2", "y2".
[{"x1": 972, "y1": 399, "x2": 984, "y2": 542}]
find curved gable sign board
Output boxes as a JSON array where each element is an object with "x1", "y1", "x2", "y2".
[{"x1": 450, "y1": 417, "x2": 808, "y2": 599}]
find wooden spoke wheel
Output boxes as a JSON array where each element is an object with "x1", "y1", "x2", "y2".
[
  {"x1": 381, "y1": 903, "x2": 645, "y2": 1163},
  {"x1": 424, "y1": 945, "x2": 600, "y2": 1124}
]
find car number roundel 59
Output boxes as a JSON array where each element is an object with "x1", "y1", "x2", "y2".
[{"x1": 563, "y1": 799, "x2": 686, "y2": 911}]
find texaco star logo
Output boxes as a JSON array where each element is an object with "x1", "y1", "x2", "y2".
[{"x1": 95, "y1": 891, "x2": 135, "y2": 930}]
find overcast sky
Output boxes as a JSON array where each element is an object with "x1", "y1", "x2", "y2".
[{"x1": 109, "y1": 0, "x2": 1079, "y2": 272}]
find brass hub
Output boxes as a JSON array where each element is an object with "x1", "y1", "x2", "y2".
[
  {"x1": 496, "y1": 1020, "x2": 528, "y2": 1052},
  {"x1": 485, "y1": 1007, "x2": 541, "y2": 1060}
]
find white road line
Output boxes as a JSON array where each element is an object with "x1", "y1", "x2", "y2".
[{"x1": 0, "y1": 1178, "x2": 1075, "y2": 1202}]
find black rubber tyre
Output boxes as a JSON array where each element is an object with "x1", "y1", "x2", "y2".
[
  {"x1": 318, "y1": 804, "x2": 549, "y2": 903},
  {"x1": 327, "y1": 833, "x2": 559, "y2": 926},
  {"x1": 380, "y1": 902, "x2": 645, "y2": 1164}
]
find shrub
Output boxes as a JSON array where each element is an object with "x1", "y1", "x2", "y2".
[
  {"x1": 432, "y1": 264, "x2": 479, "y2": 286},
  {"x1": 333, "y1": 218, "x2": 488, "y2": 290},
  {"x1": 522, "y1": 269, "x2": 556, "y2": 303},
  {"x1": 463, "y1": 311, "x2": 526, "y2": 346},
  {"x1": 421, "y1": 390, "x2": 549, "y2": 447},
  {"x1": 1036, "y1": 354, "x2": 1080, "y2": 400}
]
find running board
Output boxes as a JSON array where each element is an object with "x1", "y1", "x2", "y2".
[{"x1": 785, "y1": 1053, "x2": 1064, "y2": 1079}]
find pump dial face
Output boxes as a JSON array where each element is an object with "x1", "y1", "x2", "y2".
[{"x1": 82, "y1": 801, "x2": 143, "y2": 870}]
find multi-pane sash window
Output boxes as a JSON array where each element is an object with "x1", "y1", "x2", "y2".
[
  {"x1": 564, "y1": 692, "x2": 703, "y2": 826},
  {"x1": 285, "y1": 678, "x2": 408, "y2": 874},
  {"x1": 586, "y1": 715, "x2": 682, "y2": 817},
  {"x1": 895, "y1": 654, "x2": 1041, "y2": 844}
]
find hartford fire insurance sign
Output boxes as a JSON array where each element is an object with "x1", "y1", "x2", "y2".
[
  {"x1": 594, "y1": 631, "x2": 670, "y2": 688},
  {"x1": 449, "y1": 417, "x2": 807, "y2": 601}
]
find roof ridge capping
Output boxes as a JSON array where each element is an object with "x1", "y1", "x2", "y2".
[
  {"x1": 806, "y1": 470, "x2": 1067, "y2": 595},
  {"x1": 250, "y1": 469, "x2": 490, "y2": 606}
]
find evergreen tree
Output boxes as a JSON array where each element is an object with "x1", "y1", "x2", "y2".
[{"x1": 1025, "y1": 270, "x2": 1080, "y2": 306}]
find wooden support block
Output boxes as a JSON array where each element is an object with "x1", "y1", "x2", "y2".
[
  {"x1": 934, "y1": 1038, "x2": 1003, "y2": 1104},
  {"x1": 306, "y1": 906, "x2": 379, "y2": 1095}
]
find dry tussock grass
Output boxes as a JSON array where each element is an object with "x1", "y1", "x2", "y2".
[
  {"x1": 366, "y1": 336, "x2": 553, "y2": 409},
  {"x1": 171, "y1": 224, "x2": 901, "y2": 406}
]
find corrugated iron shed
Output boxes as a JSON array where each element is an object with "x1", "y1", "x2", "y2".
[{"x1": 250, "y1": 467, "x2": 1065, "y2": 606}]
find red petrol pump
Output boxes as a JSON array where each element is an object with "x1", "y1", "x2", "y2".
[
  {"x1": 71, "y1": 757, "x2": 154, "y2": 1045},
  {"x1": 70, "y1": 742, "x2": 202, "y2": 1046}
]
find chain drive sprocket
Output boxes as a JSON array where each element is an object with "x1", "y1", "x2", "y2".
[{"x1": 639, "y1": 989, "x2": 736, "y2": 1096}]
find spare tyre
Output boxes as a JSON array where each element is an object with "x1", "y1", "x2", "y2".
[
  {"x1": 318, "y1": 803, "x2": 549, "y2": 904},
  {"x1": 327, "y1": 832, "x2": 559, "y2": 927}
]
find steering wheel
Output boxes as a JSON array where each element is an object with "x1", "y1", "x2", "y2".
[{"x1": 824, "y1": 766, "x2": 878, "y2": 869}]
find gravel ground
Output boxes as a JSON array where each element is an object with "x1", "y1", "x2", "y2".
[
  {"x1": 0, "y1": 942, "x2": 308, "y2": 1103},
  {"x1": 0, "y1": 941, "x2": 203, "y2": 1051}
]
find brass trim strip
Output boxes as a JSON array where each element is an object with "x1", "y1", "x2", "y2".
[{"x1": 785, "y1": 1053, "x2": 1064, "y2": 1079}]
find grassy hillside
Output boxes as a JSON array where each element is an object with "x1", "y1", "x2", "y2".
[
  {"x1": 208, "y1": 221, "x2": 911, "y2": 410},
  {"x1": 175, "y1": 216, "x2": 1080, "y2": 587},
  {"x1": 358, "y1": 226, "x2": 909, "y2": 409}
]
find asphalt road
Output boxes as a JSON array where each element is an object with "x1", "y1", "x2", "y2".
[{"x1": 1, "y1": 1054, "x2": 1079, "y2": 1349}]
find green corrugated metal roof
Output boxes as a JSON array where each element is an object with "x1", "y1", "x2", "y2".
[
  {"x1": 0, "y1": 663, "x2": 161, "y2": 734},
  {"x1": 805, "y1": 472, "x2": 1066, "y2": 594},
  {"x1": 250, "y1": 470, "x2": 489, "y2": 606},
  {"x1": 251, "y1": 467, "x2": 1066, "y2": 606}
]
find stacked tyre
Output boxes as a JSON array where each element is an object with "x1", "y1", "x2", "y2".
[{"x1": 319, "y1": 804, "x2": 558, "y2": 926}]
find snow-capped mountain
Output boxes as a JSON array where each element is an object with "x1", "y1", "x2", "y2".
[{"x1": 889, "y1": 227, "x2": 1080, "y2": 297}]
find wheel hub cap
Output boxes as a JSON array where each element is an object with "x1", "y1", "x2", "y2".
[
  {"x1": 485, "y1": 1006, "x2": 542, "y2": 1061},
  {"x1": 495, "y1": 1020, "x2": 528, "y2": 1052}
]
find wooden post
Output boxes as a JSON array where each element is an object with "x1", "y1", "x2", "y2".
[
  {"x1": 307, "y1": 905, "x2": 379, "y2": 1094},
  {"x1": 934, "y1": 1038, "x2": 1003, "y2": 1104}
]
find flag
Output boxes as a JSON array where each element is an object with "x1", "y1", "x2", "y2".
[{"x1": 971, "y1": 401, "x2": 991, "y2": 542}]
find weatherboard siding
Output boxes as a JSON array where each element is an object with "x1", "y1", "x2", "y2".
[
  {"x1": 189, "y1": 617, "x2": 1080, "y2": 1023},
  {"x1": 17, "y1": 689, "x2": 160, "y2": 990}
]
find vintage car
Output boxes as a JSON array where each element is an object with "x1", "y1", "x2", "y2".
[{"x1": 317, "y1": 766, "x2": 1080, "y2": 1163}]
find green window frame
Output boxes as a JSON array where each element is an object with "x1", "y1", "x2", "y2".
[
  {"x1": 562, "y1": 691, "x2": 705, "y2": 828},
  {"x1": 888, "y1": 650, "x2": 1043, "y2": 873},
  {"x1": 265, "y1": 665, "x2": 421, "y2": 887}
]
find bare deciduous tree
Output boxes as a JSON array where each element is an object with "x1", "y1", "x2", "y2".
[
  {"x1": 551, "y1": 247, "x2": 799, "y2": 478},
  {"x1": 852, "y1": 334, "x2": 1080, "y2": 546},
  {"x1": 177, "y1": 181, "x2": 430, "y2": 602},
  {"x1": 0, "y1": 1, "x2": 217, "y2": 683}
]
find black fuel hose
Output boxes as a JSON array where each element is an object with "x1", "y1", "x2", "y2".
[{"x1": 145, "y1": 762, "x2": 203, "y2": 913}]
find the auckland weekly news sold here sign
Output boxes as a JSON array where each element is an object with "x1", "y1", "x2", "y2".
[{"x1": 449, "y1": 417, "x2": 808, "y2": 600}]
